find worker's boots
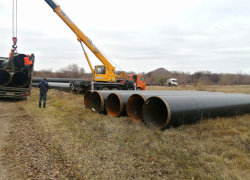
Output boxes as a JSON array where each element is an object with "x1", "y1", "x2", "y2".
[{"x1": 39, "y1": 102, "x2": 46, "y2": 108}]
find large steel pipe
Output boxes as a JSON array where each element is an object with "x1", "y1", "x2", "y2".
[
  {"x1": 143, "y1": 94, "x2": 250, "y2": 129},
  {"x1": 84, "y1": 90, "x2": 93, "y2": 109},
  {"x1": 88, "y1": 91, "x2": 137, "y2": 114},
  {"x1": 89, "y1": 90, "x2": 226, "y2": 117},
  {"x1": 32, "y1": 82, "x2": 71, "y2": 89},
  {"x1": 0, "y1": 54, "x2": 26, "y2": 70},
  {"x1": 88, "y1": 90, "x2": 139, "y2": 114},
  {"x1": 12, "y1": 72, "x2": 29, "y2": 87},
  {"x1": 14, "y1": 54, "x2": 26, "y2": 69},
  {"x1": 127, "y1": 94, "x2": 149, "y2": 122},
  {"x1": 32, "y1": 77, "x2": 85, "y2": 83},
  {"x1": 88, "y1": 91, "x2": 114, "y2": 113},
  {"x1": 92, "y1": 90, "x2": 226, "y2": 96},
  {"x1": 0, "y1": 70, "x2": 11, "y2": 86},
  {"x1": 126, "y1": 92, "x2": 226, "y2": 122},
  {"x1": 106, "y1": 93, "x2": 134, "y2": 117}
]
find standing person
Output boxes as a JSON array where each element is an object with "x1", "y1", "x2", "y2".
[
  {"x1": 38, "y1": 78, "x2": 50, "y2": 108},
  {"x1": 23, "y1": 54, "x2": 33, "y2": 77},
  {"x1": 9, "y1": 48, "x2": 15, "y2": 60}
]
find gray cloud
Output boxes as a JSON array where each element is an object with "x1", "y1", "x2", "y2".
[{"x1": 0, "y1": 0, "x2": 250, "y2": 74}]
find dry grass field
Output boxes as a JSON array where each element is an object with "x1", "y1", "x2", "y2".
[
  {"x1": 146, "y1": 84, "x2": 250, "y2": 94},
  {"x1": 3, "y1": 85, "x2": 250, "y2": 179}
]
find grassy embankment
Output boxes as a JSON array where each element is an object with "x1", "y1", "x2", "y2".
[{"x1": 5, "y1": 85, "x2": 250, "y2": 179}]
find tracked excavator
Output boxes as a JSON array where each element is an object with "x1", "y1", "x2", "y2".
[{"x1": 44, "y1": 0, "x2": 146, "y2": 91}]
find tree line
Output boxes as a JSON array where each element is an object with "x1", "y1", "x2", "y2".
[
  {"x1": 33, "y1": 64, "x2": 87, "y2": 79},
  {"x1": 34, "y1": 64, "x2": 250, "y2": 85},
  {"x1": 148, "y1": 71, "x2": 250, "y2": 86}
]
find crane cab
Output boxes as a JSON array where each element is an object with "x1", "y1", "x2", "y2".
[{"x1": 94, "y1": 65, "x2": 116, "y2": 82}]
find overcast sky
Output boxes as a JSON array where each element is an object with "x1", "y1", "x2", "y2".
[{"x1": 0, "y1": 0, "x2": 250, "y2": 74}]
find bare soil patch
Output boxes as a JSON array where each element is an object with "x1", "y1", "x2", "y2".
[
  {"x1": 0, "y1": 100, "x2": 15, "y2": 180},
  {"x1": 2, "y1": 104, "x2": 72, "y2": 179}
]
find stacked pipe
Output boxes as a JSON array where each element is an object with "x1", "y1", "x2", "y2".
[
  {"x1": 32, "y1": 78, "x2": 85, "y2": 83},
  {"x1": 85, "y1": 90, "x2": 250, "y2": 129},
  {"x1": 32, "y1": 78, "x2": 86, "y2": 91},
  {"x1": 0, "y1": 70, "x2": 11, "y2": 86},
  {"x1": 0, "y1": 54, "x2": 30, "y2": 87},
  {"x1": 32, "y1": 82, "x2": 71, "y2": 89}
]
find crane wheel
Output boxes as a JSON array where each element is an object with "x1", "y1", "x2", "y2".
[
  {"x1": 136, "y1": 87, "x2": 142, "y2": 91},
  {"x1": 111, "y1": 88, "x2": 119, "y2": 90}
]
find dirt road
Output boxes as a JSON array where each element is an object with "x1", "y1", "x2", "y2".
[{"x1": 0, "y1": 100, "x2": 13, "y2": 180}]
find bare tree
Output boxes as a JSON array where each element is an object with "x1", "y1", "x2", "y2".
[
  {"x1": 56, "y1": 63, "x2": 83, "y2": 78},
  {"x1": 80, "y1": 67, "x2": 86, "y2": 75}
]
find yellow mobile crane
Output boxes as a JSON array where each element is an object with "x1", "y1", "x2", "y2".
[{"x1": 44, "y1": 0, "x2": 137, "y2": 92}]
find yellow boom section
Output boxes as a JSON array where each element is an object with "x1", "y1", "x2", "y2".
[{"x1": 53, "y1": 6, "x2": 117, "y2": 79}]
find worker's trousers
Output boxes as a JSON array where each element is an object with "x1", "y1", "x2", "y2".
[
  {"x1": 39, "y1": 93, "x2": 47, "y2": 108},
  {"x1": 22, "y1": 65, "x2": 31, "y2": 77}
]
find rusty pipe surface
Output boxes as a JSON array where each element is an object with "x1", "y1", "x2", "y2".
[
  {"x1": 0, "y1": 70, "x2": 11, "y2": 86},
  {"x1": 88, "y1": 91, "x2": 134, "y2": 115},
  {"x1": 88, "y1": 91, "x2": 137, "y2": 114},
  {"x1": 12, "y1": 71, "x2": 29, "y2": 87},
  {"x1": 106, "y1": 93, "x2": 132, "y2": 117},
  {"x1": 143, "y1": 94, "x2": 250, "y2": 129},
  {"x1": 88, "y1": 91, "x2": 114, "y2": 113},
  {"x1": 84, "y1": 90, "x2": 93, "y2": 109},
  {"x1": 126, "y1": 94, "x2": 149, "y2": 122},
  {"x1": 126, "y1": 91, "x2": 227, "y2": 122}
]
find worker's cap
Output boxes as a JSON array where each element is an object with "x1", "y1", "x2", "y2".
[
  {"x1": 11, "y1": 49, "x2": 14, "y2": 51},
  {"x1": 26, "y1": 54, "x2": 30, "y2": 57},
  {"x1": 43, "y1": 78, "x2": 47, "y2": 80}
]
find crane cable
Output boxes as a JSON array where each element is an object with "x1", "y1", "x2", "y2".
[
  {"x1": 80, "y1": 42, "x2": 125, "y2": 72},
  {"x1": 12, "y1": 0, "x2": 17, "y2": 49},
  {"x1": 98, "y1": 48, "x2": 124, "y2": 72},
  {"x1": 12, "y1": 0, "x2": 17, "y2": 38}
]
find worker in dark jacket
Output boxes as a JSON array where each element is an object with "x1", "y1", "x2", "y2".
[{"x1": 38, "y1": 78, "x2": 50, "y2": 108}]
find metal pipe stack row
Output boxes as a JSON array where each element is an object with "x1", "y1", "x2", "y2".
[
  {"x1": 32, "y1": 78, "x2": 86, "y2": 90},
  {"x1": 0, "y1": 54, "x2": 30, "y2": 87},
  {"x1": 32, "y1": 78, "x2": 85, "y2": 83},
  {"x1": 85, "y1": 90, "x2": 250, "y2": 129},
  {"x1": 32, "y1": 82, "x2": 71, "y2": 89}
]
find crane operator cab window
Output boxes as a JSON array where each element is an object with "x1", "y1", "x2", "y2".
[{"x1": 96, "y1": 66, "x2": 106, "y2": 74}]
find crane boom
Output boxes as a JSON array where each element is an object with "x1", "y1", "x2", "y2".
[{"x1": 44, "y1": 0, "x2": 123, "y2": 82}]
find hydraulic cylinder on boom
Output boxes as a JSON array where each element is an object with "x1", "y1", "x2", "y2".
[{"x1": 44, "y1": 0, "x2": 127, "y2": 82}]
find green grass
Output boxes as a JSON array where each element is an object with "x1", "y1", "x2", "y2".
[{"x1": 5, "y1": 86, "x2": 250, "y2": 179}]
